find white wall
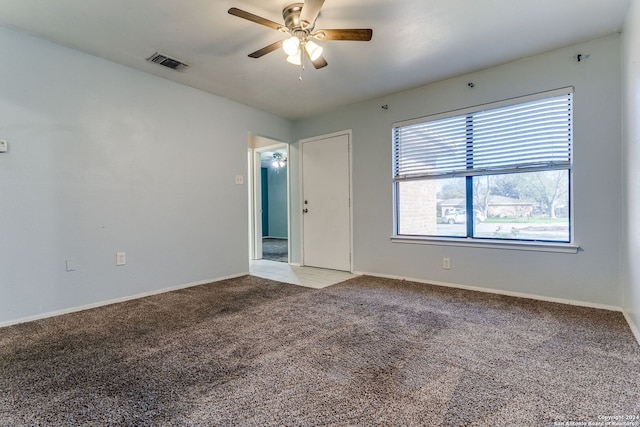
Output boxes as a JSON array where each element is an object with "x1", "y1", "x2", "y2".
[
  {"x1": 622, "y1": 0, "x2": 640, "y2": 340},
  {"x1": 0, "y1": 26, "x2": 292, "y2": 325},
  {"x1": 292, "y1": 35, "x2": 623, "y2": 307}
]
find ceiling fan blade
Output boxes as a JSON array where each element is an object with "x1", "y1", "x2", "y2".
[
  {"x1": 248, "y1": 40, "x2": 284, "y2": 58},
  {"x1": 318, "y1": 29, "x2": 373, "y2": 41},
  {"x1": 309, "y1": 53, "x2": 328, "y2": 69},
  {"x1": 300, "y1": 0, "x2": 325, "y2": 29},
  {"x1": 228, "y1": 7, "x2": 284, "y2": 32}
]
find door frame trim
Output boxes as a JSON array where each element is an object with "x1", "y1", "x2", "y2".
[{"x1": 299, "y1": 130, "x2": 353, "y2": 272}]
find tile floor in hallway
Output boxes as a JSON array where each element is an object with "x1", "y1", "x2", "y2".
[{"x1": 249, "y1": 259, "x2": 358, "y2": 289}]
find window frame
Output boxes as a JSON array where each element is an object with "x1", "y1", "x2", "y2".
[{"x1": 391, "y1": 88, "x2": 578, "y2": 253}]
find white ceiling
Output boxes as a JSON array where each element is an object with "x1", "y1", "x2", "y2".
[{"x1": 0, "y1": 0, "x2": 630, "y2": 120}]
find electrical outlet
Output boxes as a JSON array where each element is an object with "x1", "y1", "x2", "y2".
[
  {"x1": 443, "y1": 258, "x2": 451, "y2": 270},
  {"x1": 116, "y1": 252, "x2": 126, "y2": 266},
  {"x1": 235, "y1": 175, "x2": 244, "y2": 185}
]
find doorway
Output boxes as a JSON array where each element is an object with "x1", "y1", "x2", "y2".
[
  {"x1": 248, "y1": 135, "x2": 289, "y2": 263},
  {"x1": 300, "y1": 131, "x2": 352, "y2": 272}
]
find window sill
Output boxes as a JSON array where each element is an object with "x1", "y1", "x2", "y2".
[{"x1": 391, "y1": 235, "x2": 580, "y2": 253}]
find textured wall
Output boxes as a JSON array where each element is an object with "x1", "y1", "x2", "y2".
[
  {"x1": 0, "y1": 26, "x2": 292, "y2": 325},
  {"x1": 293, "y1": 35, "x2": 623, "y2": 307}
]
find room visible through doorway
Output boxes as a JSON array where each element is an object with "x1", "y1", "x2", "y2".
[{"x1": 248, "y1": 135, "x2": 289, "y2": 263}]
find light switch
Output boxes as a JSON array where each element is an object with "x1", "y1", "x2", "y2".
[
  {"x1": 0, "y1": 140, "x2": 7, "y2": 152},
  {"x1": 116, "y1": 252, "x2": 126, "y2": 266}
]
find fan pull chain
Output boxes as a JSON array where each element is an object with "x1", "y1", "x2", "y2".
[{"x1": 299, "y1": 50, "x2": 304, "y2": 81}]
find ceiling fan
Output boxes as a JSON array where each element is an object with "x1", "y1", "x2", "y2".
[{"x1": 228, "y1": 0, "x2": 372, "y2": 70}]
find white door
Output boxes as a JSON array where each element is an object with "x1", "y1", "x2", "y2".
[{"x1": 301, "y1": 133, "x2": 351, "y2": 271}]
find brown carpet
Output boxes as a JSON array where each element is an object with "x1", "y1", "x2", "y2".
[{"x1": 1, "y1": 275, "x2": 639, "y2": 426}]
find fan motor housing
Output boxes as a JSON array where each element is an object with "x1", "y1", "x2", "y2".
[{"x1": 283, "y1": 3, "x2": 313, "y2": 32}]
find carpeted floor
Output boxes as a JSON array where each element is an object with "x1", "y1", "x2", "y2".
[
  {"x1": 1, "y1": 275, "x2": 639, "y2": 426},
  {"x1": 262, "y1": 237, "x2": 288, "y2": 262}
]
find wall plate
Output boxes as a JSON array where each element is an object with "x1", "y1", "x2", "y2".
[
  {"x1": 0, "y1": 140, "x2": 7, "y2": 152},
  {"x1": 116, "y1": 252, "x2": 126, "y2": 266}
]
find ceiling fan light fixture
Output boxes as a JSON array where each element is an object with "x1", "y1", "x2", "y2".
[
  {"x1": 228, "y1": 2, "x2": 373, "y2": 72},
  {"x1": 282, "y1": 36, "x2": 300, "y2": 56},
  {"x1": 272, "y1": 152, "x2": 288, "y2": 168},
  {"x1": 304, "y1": 40, "x2": 323, "y2": 61},
  {"x1": 286, "y1": 50, "x2": 302, "y2": 65}
]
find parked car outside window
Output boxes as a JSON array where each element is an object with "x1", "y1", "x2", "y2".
[{"x1": 442, "y1": 209, "x2": 485, "y2": 224}]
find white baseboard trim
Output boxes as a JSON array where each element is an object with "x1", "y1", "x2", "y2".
[
  {"x1": 353, "y1": 270, "x2": 622, "y2": 312},
  {"x1": 622, "y1": 310, "x2": 640, "y2": 346},
  {"x1": 0, "y1": 272, "x2": 249, "y2": 329}
]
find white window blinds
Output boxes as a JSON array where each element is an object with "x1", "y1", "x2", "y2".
[{"x1": 393, "y1": 88, "x2": 573, "y2": 180}]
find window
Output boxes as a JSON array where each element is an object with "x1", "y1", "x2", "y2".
[{"x1": 393, "y1": 88, "x2": 573, "y2": 244}]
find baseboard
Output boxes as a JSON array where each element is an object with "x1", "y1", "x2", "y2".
[
  {"x1": 0, "y1": 272, "x2": 249, "y2": 329},
  {"x1": 623, "y1": 310, "x2": 640, "y2": 346},
  {"x1": 353, "y1": 270, "x2": 623, "y2": 312}
]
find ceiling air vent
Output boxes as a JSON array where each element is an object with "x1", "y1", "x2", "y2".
[{"x1": 146, "y1": 52, "x2": 189, "y2": 71}]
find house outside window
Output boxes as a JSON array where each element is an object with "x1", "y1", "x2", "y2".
[{"x1": 392, "y1": 88, "x2": 573, "y2": 245}]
